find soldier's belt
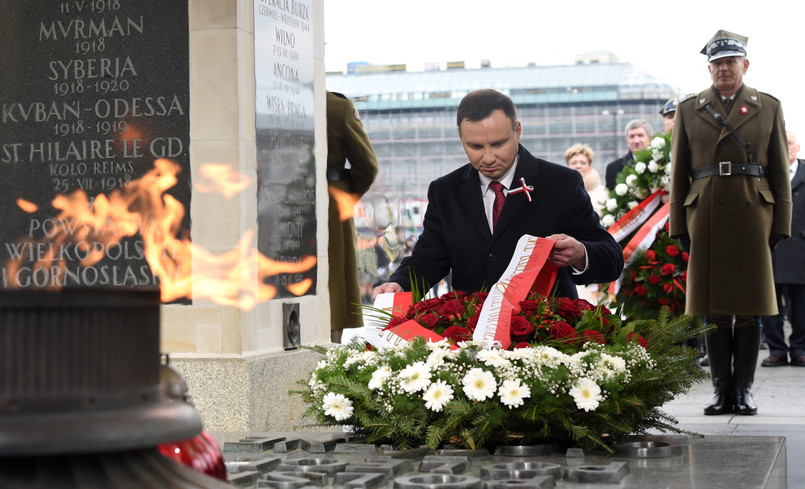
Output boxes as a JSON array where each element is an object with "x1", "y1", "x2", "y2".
[
  {"x1": 691, "y1": 161, "x2": 766, "y2": 180},
  {"x1": 326, "y1": 168, "x2": 351, "y2": 181}
]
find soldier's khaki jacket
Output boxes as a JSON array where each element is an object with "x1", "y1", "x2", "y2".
[{"x1": 669, "y1": 84, "x2": 791, "y2": 316}]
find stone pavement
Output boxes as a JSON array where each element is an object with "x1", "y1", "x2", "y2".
[{"x1": 660, "y1": 346, "x2": 805, "y2": 489}]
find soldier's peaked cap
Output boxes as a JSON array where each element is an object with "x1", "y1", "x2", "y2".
[{"x1": 701, "y1": 30, "x2": 748, "y2": 62}]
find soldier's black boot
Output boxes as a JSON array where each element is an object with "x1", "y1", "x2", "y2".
[
  {"x1": 703, "y1": 325, "x2": 734, "y2": 415},
  {"x1": 733, "y1": 317, "x2": 761, "y2": 415}
]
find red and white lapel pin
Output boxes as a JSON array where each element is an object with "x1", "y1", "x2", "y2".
[{"x1": 508, "y1": 177, "x2": 534, "y2": 202}]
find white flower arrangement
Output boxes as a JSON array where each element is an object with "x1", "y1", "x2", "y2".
[
  {"x1": 599, "y1": 131, "x2": 673, "y2": 225},
  {"x1": 295, "y1": 292, "x2": 706, "y2": 453}
]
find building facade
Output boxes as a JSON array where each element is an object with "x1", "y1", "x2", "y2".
[{"x1": 327, "y1": 61, "x2": 679, "y2": 231}]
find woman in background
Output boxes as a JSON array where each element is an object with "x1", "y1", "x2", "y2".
[{"x1": 564, "y1": 143, "x2": 606, "y2": 216}]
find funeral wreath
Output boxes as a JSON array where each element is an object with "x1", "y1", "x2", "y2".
[{"x1": 295, "y1": 288, "x2": 706, "y2": 453}]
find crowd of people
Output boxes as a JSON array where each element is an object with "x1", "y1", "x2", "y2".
[{"x1": 328, "y1": 30, "x2": 803, "y2": 418}]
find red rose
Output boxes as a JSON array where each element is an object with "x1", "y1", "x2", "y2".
[
  {"x1": 682, "y1": 252, "x2": 689, "y2": 263},
  {"x1": 658, "y1": 298, "x2": 670, "y2": 305},
  {"x1": 510, "y1": 315, "x2": 535, "y2": 337},
  {"x1": 413, "y1": 297, "x2": 443, "y2": 313},
  {"x1": 442, "y1": 326, "x2": 472, "y2": 343},
  {"x1": 441, "y1": 291, "x2": 467, "y2": 301},
  {"x1": 600, "y1": 305, "x2": 612, "y2": 316},
  {"x1": 519, "y1": 299, "x2": 542, "y2": 317},
  {"x1": 630, "y1": 270, "x2": 638, "y2": 280},
  {"x1": 666, "y1": 245, "x2": 680, "y2": 257},
  {"x1": 550, "y1": 321, "x2": 577, "y2": 342},
  {"x1": 644, "y1": 250, "x2": 656, "y2": 261},
  {"x1": 635, "y1": 285, "x2": 647, "y2": 296},
  {"x1": 557, "y1": 297, "x2": 583, "y2": 319},
  {"x1": 627, "y1": 332, "x2": 648, "y2": 348},
  {"x1": 661, "y1": 263, "x2": 675, "y2": 275},
  {"x1": 574, "y1": 298, "x2": 595, "y2": 312},
  {"x1": 648, "y1": 274, "x2": 661, "y2": 285},
  {"x1": 418, "y1": 312, "x2": 440, "y2": 329},
  {"x1": 437, "y1": 299, "x2": 465, "y2": 319},
  {"x1": 466, "y1": 313, "x2": 479, "y2": 332},
  {"x1": 514, "y1": 341, "x2": 531, "y2": 349},
  {"x1": 386, "y1": 315, "x2": 409, "y2": 329},
  {"x1": 662, "y1": 283, "x2": 674, "y2": 294},
  {"x1": 581, "y1": 329, "x2": 605, "y2": 345},
  {"x1": 681, "y1": 271, "x2": 687, "y2": 282}
]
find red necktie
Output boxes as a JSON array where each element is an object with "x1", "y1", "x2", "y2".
[{"x1": 489, "y1": 180, "x2": 506, "y2": 228}]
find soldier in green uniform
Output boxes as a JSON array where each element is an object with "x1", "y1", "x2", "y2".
[
  {"x1": 326, "y1": 91, "x2": 379, "y2": 343},
  {"x1": 670, "y1": 30, "x2": 792, "y2": 415}
]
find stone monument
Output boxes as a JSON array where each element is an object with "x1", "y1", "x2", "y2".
[{"x1": 0, "y1": 0, "x2": 331, "y2": 432}]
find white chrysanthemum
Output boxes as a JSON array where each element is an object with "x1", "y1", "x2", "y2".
[
  {"x1": 498, "y1": 379, "x2": 531, "y2": 409},
  {"x1": 368, "y1": 365, "x2": 392, "y2": 390},
  {"x1": 462, "y1": 368, "x2": 497, "y2": 401},
  {"x1": 533, "y1": 345, "x2": 564, "y2": 365},
  {"x1": 343, "y1": 350, "x2": 377, "y2": 369},
  {"x1": 615, "y1": 183, "x2": 629, "y2": 196},
  {"x1": 423, "y1": 380, "x2": 454, "y2": 412},
  {"x1": 634, "y1": 162, "x2": 647, "y2": 174},
  {"x1": 648, "y1": 160, "x2": 660, "y2": 173},
  {"x1": 600, "y1": 353, "x2": 627, "y2": 372},
  {"x1": 426, "y1": 348, "x2": 449, "y2": 369},
  {"x1": 651, "y1": 137, "x2": 665, "y2": 149},
  {"x1": 601, "y1": 214, "x2": 615, "y2": 228},
  {"x1": 625, "y1": 174, "x2": 638, "y2": 187},
  {"x1": 627, "y1": 201, "x2": 639, "y2": 210},
  {"x1": 425, "y1": 339, "x2": 450, "y2": 351},
  {"x1": 322, "y1": 392, "x2": 354, "y2": 421},
  {"x1": 399, "y1": 362, "x2": 432, "y2": 393},
  {"x1": 605, "y1": 198, "x2": 618, "y2": 212},
  {"x1": 569, "y1": 378, "x2": 603, "y2": 412},
  {"x1": 478, "y1": 349, "x2": 511, "y2": 369},
  {"x1": 661, "y1": 175, "x2": 670, "y2": 187}
]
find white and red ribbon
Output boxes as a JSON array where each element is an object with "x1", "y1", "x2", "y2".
[
  {"x1": 607, "y1": 190, "x2": 664, "y2": 243},
  {"x1": 609, "y1": 202, "x2": 671, "y2": 295},
  {"x1": 472, "y1": 235, "x2": 557, "y2": 349}
]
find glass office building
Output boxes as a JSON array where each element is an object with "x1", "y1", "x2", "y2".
[{"x1": 326, "y1": 60, "x2": 679, "y2": 232}]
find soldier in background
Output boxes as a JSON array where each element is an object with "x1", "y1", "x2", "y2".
[
  {"x1": 327, "y1": 91, "x2": 378, "y2": 343},
  {"x1": 660, "y1": 98, "x2": 677, "y2": 133},
  {"x1": 669, "y1": 30, "x2": 791, "y2": 415}
]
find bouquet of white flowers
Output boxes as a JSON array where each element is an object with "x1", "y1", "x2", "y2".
[{"x1": 295, "y1": 293, "x2": 706, "y2": 453}]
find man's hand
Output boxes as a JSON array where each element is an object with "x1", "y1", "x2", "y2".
[
  {"x1": 545, "y1": 234, "x2": 587, "y2": 270},
  {"x1": 372, "y1": 282, "x2": 404, "y2": 302}
]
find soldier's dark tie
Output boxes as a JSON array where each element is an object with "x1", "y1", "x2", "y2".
[{"x1": 489, "y1": 180, "x2": 506, "y2": 229}]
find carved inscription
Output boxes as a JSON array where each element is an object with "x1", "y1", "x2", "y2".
[
  {"x1": 0, "y1": 0, "x2": 190, "y2": 288},
  {"x1": 254, "y1": 0, "x2": 316, "y2": 298}
]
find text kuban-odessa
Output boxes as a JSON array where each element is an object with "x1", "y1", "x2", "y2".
[{"x1": 2, "y1": 96, "x2": 184, "y2": 124}]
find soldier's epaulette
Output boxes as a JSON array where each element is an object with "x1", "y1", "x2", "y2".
[
  {"x1": 758, "y1": 91, "x2": 780, "y2": 102},
  {"x1": 678, "y1": 93, "x2": 697, "y2": 105}
]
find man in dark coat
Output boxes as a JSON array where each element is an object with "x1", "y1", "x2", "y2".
[
  {"x1": 761, "y1": 131, "x2": 805, "y2": 367},
  {"x1": 669, "y1": 30, "x2": 792, "y2": 415},
  {"x1": 327, "y1": 91, "x2": 378, "y2": 343},
  {"x1": 604, "y1": 119, "x2": 654, "y2": 189},
  {"x1": 372, "y1": 89, "x2": 623, "y2": 301}
]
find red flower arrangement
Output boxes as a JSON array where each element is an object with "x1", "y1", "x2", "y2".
[
  {"x1": 383, "y1": 287, "x2": 648, "y2": 351},
  {"x1": 616, "y1": 222, "x2": 689, "y2": 316}
]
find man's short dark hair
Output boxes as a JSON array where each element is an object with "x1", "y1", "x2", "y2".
[{"x1": 456, "y1": 89, "x2": 518, "y2": 131}]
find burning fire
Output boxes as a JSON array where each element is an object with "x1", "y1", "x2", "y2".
[
  {"x1": 7, "y1": 159, "x2": 316, "y2": 310},
  {"x1": 328, "y1": 185, "x2": 358, "y2": 221}
]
